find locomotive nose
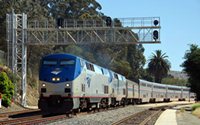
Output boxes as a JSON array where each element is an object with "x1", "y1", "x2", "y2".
[{"x1": 51, "y1": 68, "x2": 61, "y2": 75}]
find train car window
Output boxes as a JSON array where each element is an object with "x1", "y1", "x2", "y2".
[
  {"x1": 82, "y1": 84, "x2": 85, "y2": 92},
  {"x1": 86, "y1": 62, "x2": 90, "y2": 70},
  {"x1": 108, "y1": 71, "x2": 113, "y2": 82},
  {"x1": 183, "y1": 89, "x2": 189, "y2": 91},
  {"x1": 86, "y1": 62, "x2": 95, "y2": 71},
  {"x1": 154, "y1": 86, "x2": 165, "y2": 89},
  {"x1": 101, "y1": 68, "x2": 104, "y2": 75},
  {"x1": 104, "y1": 86, "x2": 109, "y2": 94},
  {"x1": 123, "y1": 89, "x2": 126, "y2": 95},
  {"x1": 168, "y1": 87, "x2": 181, "y2": 91},
  {"x1": 114, "y1": 73, "x2": 118, "y2": 79},
  {"x1": 60, "y1": 60, "x2": 75, "y2": 65},
  {"x1": 141, "y1": 83, "x2": 146, "y2": 86},
  {"x1": 147, "y1": 84, "x2": 152, "y2": 87},
  {"x1": 43, "y1": 60, "x2": 57, "y2": 65},
  {"x1": 90, "y1": 64, "x2": 95, "y2": 71}
]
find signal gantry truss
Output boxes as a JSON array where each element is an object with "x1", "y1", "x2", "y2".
[{"x1": 6, "y1": 11, "x2": 161, "y2": 106}]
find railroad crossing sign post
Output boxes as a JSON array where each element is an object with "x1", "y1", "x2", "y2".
[{"x1": 6, "y1": 11, "x2": 161, "y2": 106}]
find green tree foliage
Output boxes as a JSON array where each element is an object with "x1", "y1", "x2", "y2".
[
  {"x1": 141, "y1": 69, "x2": 154, "y2": 82},
  {"x1": 112, "y1": 60, "x2": 132, "y2": 78},
  {"x1": 147, "y1": 50, "x2": 171, "y2": 83},
  {"x1": 41, "y1": 0, "x2": 102, "y2": 19},
  {"x1": 127, "y1": 44, "x2": 145, "y2": 81},
  {"x1": 182, "y1": 44, "x2": 200, "y2": 100},
  {"x1": 0, "y1": 72, "x2": 14, "y2": 107},
  {"x1": 0, "y1": 0, "x2": 49, "y2": 49},
  {"x1": 0, "y1": 1, "x2": 146, "y2": 94},
  {"x1": 161, "y1": 77, "x2": 188, "y2": 86}
]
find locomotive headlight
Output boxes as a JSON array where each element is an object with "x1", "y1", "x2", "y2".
[
  {"x1": 42, "y1": 83, "x2": 46, "y2": 87},
  {"x1": 56, "y1": 78, "x2": 60, "y2": 81},
  {"x1": 66, "y1": 83, "x2": 70, "y2": 87},
  {"x1": 52, "y1": 78, "x2": 56, "y2": 81}
]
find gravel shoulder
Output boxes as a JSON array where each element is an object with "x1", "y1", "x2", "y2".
[{"x1": 47, "y1": 105, "x2": 148, "y2": 125}]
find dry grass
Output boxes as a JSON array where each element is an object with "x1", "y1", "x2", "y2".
[
  {"x1": 192, "y1": 103, "x2": 200, "y2": 118},
  {"x1": 192, "y1": 107, "x2": 200, "y2": 118},
  {"x1": 26, "y1": 85, "x2": 39, "y2": 106}
]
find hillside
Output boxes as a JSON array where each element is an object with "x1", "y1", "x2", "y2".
[{"x1": 168, "y1": 71, "x2": 188, "y2": 80}]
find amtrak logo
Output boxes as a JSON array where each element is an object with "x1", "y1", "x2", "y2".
[{"x1": 51, "y1": 68, "x2": 61, "y2": 75}]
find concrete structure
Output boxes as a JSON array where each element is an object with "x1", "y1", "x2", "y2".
[{"x1": 155, "y1": 109, "x2": 177, "y2": 125}]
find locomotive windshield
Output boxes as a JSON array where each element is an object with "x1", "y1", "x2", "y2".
[
  {"x1": 42, "y1": 59, "x2": 75, "y2": 66},
  {"x1": 43, "y1": 60, "x2": 57, "y2": 65},
  {"x1": 60, "y1": 60, "x2": 75, "y2": 66}
]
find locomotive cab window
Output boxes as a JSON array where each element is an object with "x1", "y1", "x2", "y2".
[
  {"x1": 43, "y1": 60, "x2": 57, "y2": 65},
  {"x1": 60, "y1": 60, "x2": 75, "y2": 66}
]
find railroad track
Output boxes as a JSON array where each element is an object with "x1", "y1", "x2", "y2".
[
  {"x1": 0, "y1": 102, "x2": 193, "y2": 125},
  {"x1": 0, "y1": 110, "x2": 69, "y2": 125},
  {"x1": 0, "y1": 105, "x2": 127, "y2": 125},
  {"x1": 112, "y1": 106, "x2": 168, "y2": 125},
  {"x1": 0, "y1": 109, "x2": 40, "y2": 122}
]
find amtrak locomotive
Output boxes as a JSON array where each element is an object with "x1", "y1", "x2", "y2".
[{"x1": 38, "y1": 53, "x2": 195, "y2": 114}]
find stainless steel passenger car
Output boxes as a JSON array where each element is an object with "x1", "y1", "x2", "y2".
[
  {"x1": 166, "y1": 85, "x2": 182, "y2": 101},
  {"x1": 126, "y1": 80, "x2": 140, "y2": 104},
  {"x1": 152, "y1": 82, "x2": 167, "y2": 102},
  {"x1": 139, "y1": 79, "x2": 153, "y2": 103}
]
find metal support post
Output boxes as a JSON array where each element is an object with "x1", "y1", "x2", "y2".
[{"x1": 6, "y1": 11, "x2": 27, "y2": 107}]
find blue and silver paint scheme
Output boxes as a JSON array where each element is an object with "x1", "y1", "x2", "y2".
[
  {"x1": 38, "y1": 54, "x2": 82, "y2": 113},
  {"x1": 38, "y1": 53, "x2": 127, "y2": 114}
]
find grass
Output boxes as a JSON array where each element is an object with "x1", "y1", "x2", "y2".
[
  {"x1": 180, "y1": 107, "x2": 185, "y2": 113},
  {"x1": 192, "y1": 103, "x2": 200, "y2": 111},
  {"x1": 192, "y1": 103, "x2": 200, "y2": 118}
]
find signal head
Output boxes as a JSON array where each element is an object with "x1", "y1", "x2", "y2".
[
  {"x1": 154, "y1": 20, "x2": 159, "y2": 26},
  {"x1": 153, "y1": 30, "x2": 159, "y2": 40}
]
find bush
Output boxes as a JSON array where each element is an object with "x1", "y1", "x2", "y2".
[
  {"x1": 192, "y1": 103, "x2": 200, "y2": 111},
  {"x1": 2, "y1": 94, "x2": 11, "y2": 107},
  {"x1": 0, "y1": 71, "x2": 15, "y2": 107}
]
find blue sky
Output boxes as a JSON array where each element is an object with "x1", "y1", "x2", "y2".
[{"x1": 96, "y1": 0, "x2": 200, "y2": 71}]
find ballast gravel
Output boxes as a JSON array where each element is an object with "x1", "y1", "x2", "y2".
[{"x1": 46, "y1": 105, "x2": 150, "y2": 125}]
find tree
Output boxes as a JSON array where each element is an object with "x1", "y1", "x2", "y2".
[
  {"x1": 0, "y1": 0, "x2": 50, "y2": 51},
  {"x1": 161, "y1": 77, "x2": 188, "y2": 86},
  {"x1": 111, "y1": 60, "x2": 132, "y2": 78},
  {"x1": 182, "y1": 44, "x2": 200, "y2": 100},
  {"x1": 0, "y1": 72, "x2": 15, "y2": 107},
  {"x1": 127, "y1": 44, "x2": 146, "y2": 81},
  {"x1": 41, "y1": 0, "x2": 102, "y2": 19},
  {"x1": 147, "y1": 50, "x2": 171, "y2": 83}
]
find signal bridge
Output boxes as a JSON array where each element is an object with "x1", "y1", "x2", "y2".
[
  {"x1": 27, "y1": 17, "x2": 160, "y2": 45},
  {"x1": 6, "y1": 11, "x2": 161, "y2": 106}
]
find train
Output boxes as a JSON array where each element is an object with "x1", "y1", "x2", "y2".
[{"x1": 38, "y1": 53, "x2": 195, "y2": 114}]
